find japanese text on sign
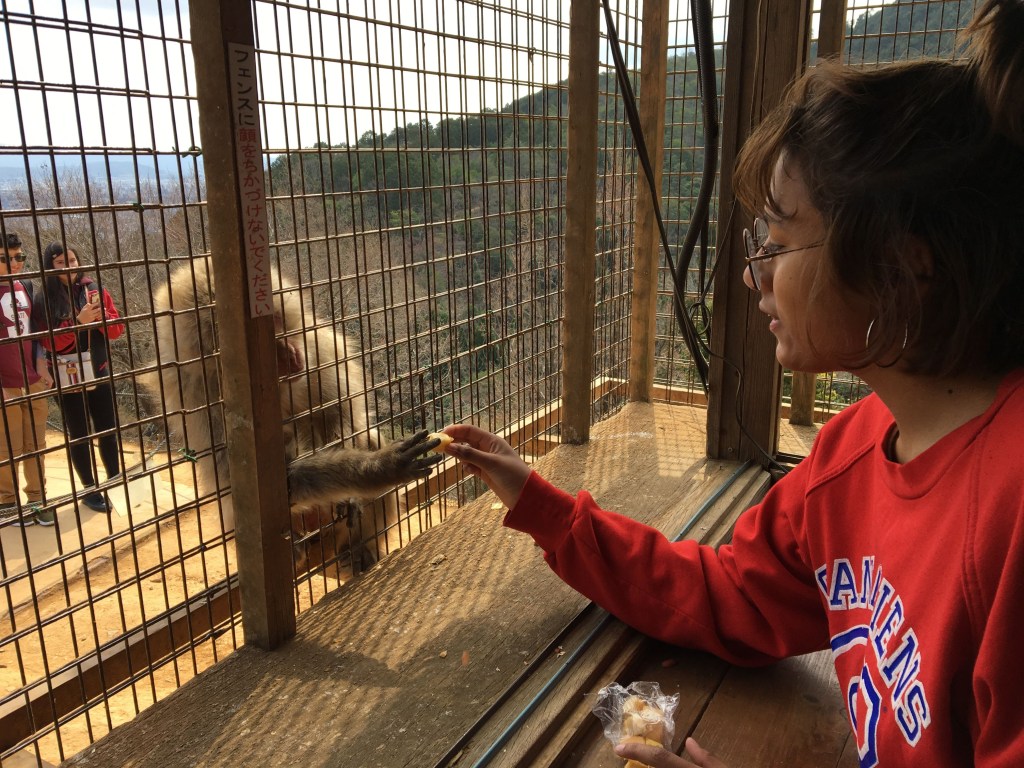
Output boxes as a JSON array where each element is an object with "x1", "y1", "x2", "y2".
[{"x1": 229, "y1": 43, "x2": 273, "y2": 317}]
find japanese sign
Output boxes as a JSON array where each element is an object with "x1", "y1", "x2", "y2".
[{"x1": 229, "y1": 43, "x2": 273, "y2": 318}]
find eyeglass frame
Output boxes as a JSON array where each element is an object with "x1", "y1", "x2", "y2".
[
  {"x1": 0, "y1": 254, "x2": 27, "y2": 264},
  {"x1": 742, "y1": 217, "x2": 824, "y2": 291}
]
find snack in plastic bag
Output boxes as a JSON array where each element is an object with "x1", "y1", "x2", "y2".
[{"x1": 588, "y1": 681, "x2": 679, "y2": 767}]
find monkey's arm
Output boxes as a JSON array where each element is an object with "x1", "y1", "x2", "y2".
[{"x1": 287, "y1": 430, "x2": 443, "y2": 507}]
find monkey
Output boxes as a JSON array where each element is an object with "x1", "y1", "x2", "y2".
[{"x1": 143, "y1": 257, "x2": 441, "y2": 574}]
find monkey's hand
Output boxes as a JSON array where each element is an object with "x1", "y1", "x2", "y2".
[{"x1": 287, "y1": 430, "x2": 443, "y2": 507}]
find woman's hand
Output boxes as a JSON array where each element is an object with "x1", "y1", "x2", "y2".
[
  {"x1": 76, "y1": 299, "x2": 103, "y2": 325},
  {"x1": 615, "y1": 737, "x2": 729, "y2": 768},
  {"x1": 35, "y1": 358, "x2": 53, "y2": 388},
  {"x1": 441, "y1": 424, "x2": 532, "y2": 510}
]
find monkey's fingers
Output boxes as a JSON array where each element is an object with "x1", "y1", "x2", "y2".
[
  {"x1": 407, "y1": 454, "x2": 444, "y2": 478},
  {"x1": 412, "y1": 453, "x2": 444, "y2": 471},
  {"x1": 393, "y1": 429, "x2": 429, "y2": 450},
  {"x1": 393, "y1": 429, "x2": 445, "y2": 457}
]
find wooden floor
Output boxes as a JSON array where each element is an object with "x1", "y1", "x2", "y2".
[{"x1": 64, "y1": 403, "x2": 853, "y2": 768}]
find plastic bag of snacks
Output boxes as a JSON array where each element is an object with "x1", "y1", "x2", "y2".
[{"x1": 589, "y1": 681, "x2": 679, "y2": 767}]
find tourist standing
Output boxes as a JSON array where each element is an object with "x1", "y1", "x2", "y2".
[
  {"x1": 0, "y1": 232, "x2": 53, "y2": 526},
  {"x1": 35, "y1": 243, "x2": 124, "y2": 512}
]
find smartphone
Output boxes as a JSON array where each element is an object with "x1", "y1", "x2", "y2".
[{"x1": 88, "y1": 290, "x2": 100, "y2": 305}]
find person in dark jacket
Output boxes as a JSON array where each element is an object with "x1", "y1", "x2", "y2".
[{"x1": 34, "y1": 243, "x2": 125, "y2": 512}]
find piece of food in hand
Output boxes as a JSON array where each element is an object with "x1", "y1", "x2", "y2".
[
  {"x1": 427, "y1": 432, "x2": 453, "y2": 453},
  {"x1": 619, "y1": 735, "x2": 663, "y2": 768},
  {"x1": 619, "y1": 695, "x2": 668, "y2": 768},
  {"x1": 621, "y1": 695, "x2": 666, "y2": 744}
]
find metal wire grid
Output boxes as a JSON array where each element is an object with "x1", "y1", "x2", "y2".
[
  {"x1": 252, "y1": 0, "x2": 574, "y2": 599},
  {"x1": 0, "y1": 2, "x2": 242, "y2": 765},
  {"x1": 592, "y1": 3, "x2": 642, "y2": 424},
  {"x1": 1, "y1": 0, "x2": 578, "y2": 761},
  {"x1": 844, "y1": 0, "x2": 977, "y2": 64},
  {"x1": 653, "y1": 0, "x2": 728, "y2": 402}
]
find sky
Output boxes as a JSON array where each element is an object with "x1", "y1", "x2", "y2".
[{"x1": 0, "y1": 0, "x2": 733, "y2": 158}]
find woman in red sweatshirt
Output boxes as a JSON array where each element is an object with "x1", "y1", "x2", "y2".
[
  {"x1": 442, "y1": 2, "x2": 1024, "y2": 766},
  {"x1": 34, "y1": 243, "x2": 125, "y2": 513}
]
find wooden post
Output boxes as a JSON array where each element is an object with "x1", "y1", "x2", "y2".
[
  {"x1": 706, "y1": 0, "x2": 813, "y2": 463},
  {"x1": 561, "y1": 0, "x2": 600, "y2": 444},
  {"x1": 817, "y1": 0, "x2": 848, "y2": 60},
  {"x1": 190, "y1": 0, "x2": 295, "y2": 648},
  {"x1": 789, "y1": 373, "x2": 816, "y2": 425},
  {"x1": 628, "y1": 0, "x2": 670, "y2": 402},
  {"x1": 788, "y1": 0, "x2": 845, "y2": 427}
]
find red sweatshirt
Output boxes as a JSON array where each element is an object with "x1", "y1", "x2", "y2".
[
  {"x1": 505, "y1": 369, "x2": 1024, "y2": 767},
  {"x1": 36, "y1": 280, "x2": 124, "y2": 377}
]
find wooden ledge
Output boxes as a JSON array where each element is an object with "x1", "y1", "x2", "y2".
[{"x1": 65, "y1": 403, "x2": 851, "y2": 768}]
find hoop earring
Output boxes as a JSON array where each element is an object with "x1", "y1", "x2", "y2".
[{"x1": 865, "y1": 318, "x2": 909, "y2": 368}]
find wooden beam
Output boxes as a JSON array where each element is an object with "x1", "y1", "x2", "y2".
[
  {"x1": 787, "y1": 1, "x2": 846, "y2": 427},
  {"x1": 706, "y1": 0, "x2": 813, "y2": 464},
  {"x1": 453, "y1": 464, "x2": 773, "y2": 767},
  {"x1": 561, "y1": 0, "x2": 600, "y2": 444},
  {"x1": 0, "y1": 580, "x2": 239, "y2": 751},
  {"x1": 628, "y1": 0, "x2": 670, "y2": 402},
  {"x1": 789, "y1": 372, "x2": 816, "y2": 425},
  {"x1": 189, "y1": 0, "x2": 295, "y2": 648},
  {"x1": 817, "y1": 0, "x2": 848, "y2": 60}
]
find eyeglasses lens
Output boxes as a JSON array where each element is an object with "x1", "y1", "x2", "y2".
[{"x1": 743, "y1": 218, "x2": 771, "y2": 290}]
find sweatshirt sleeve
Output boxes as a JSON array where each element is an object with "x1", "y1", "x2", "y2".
[
  {"x1": 968, "y1": 470, "x2": 1024, "y2": 765},
  {"x1": 34, "y1": 311, "x2": 77, "y2": 355},
  {"x1": 504, "y1": 465, "x2": 829, "y2": 665},
  {"x1": 98, "y1": 289, "x2": 125, "y2": 340}
]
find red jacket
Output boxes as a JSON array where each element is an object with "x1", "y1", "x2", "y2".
[
  {"x1": 505, "y1": 369, "x2": 1024, "y2": 767},
  {"x1": 35, "y1": 279, "x2": 124, "y2": 376}
]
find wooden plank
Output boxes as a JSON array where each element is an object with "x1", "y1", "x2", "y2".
[
  {"x1": 0, "y1": 580, "x2": 239, "y2": 751},
  {"x1": 689, "y1": 651, "x2": 853, "y2": 767},
  {"x1": 628, "y1": 0, "x2": 670, "y2": 402},
  {"x1": 707, "y1": 0, "x2": 813, "y2": 464},
  {"x1": 453, "y1": 464, "x2": 771, "y2": 767},
  {"x1": 190, "y1": 0, "x2": 295, "y2": 648},
  {"x1": 568, "y1": 647, "x2": 853, "y2": 768},
  {"x1": 65, "y1": 404, "x2": 743, "y2": 768},
  {"x1": 560, "y1": 645, "x2": 730, "y2": 768},
  {"x1": 561, "y1": 0, "x2": 600, "y2": 444}
]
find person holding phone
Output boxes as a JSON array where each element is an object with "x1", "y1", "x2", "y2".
[{"x1": 34, "y1": 243, "x2": 125, "y2": 513}]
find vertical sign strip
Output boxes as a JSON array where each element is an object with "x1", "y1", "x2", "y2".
[{"x1": 228, "y1": 43, "x2": 273, "y2": 318}]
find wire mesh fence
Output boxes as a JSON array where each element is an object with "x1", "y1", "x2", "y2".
[
  {"x1": 0, "y1": 0, "x2": 650, "y2": 763},
  {"x1": 0, "y1": 0, "x2": 981, "y2": 764}
]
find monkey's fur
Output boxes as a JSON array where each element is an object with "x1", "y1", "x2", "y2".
[{"x1": 145, "y1": 258, "x2": 440, "y2": 572}]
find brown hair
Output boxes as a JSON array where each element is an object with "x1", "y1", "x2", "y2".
[{"x1": 734, "y1": 0, "x2": 1024, "y2": 377}]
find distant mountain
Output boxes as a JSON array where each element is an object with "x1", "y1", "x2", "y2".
[{"x1": 0, "y1": 153, "x2": 205, "y2": 190}]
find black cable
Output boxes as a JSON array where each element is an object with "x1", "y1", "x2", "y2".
[
  {"x1": 678, "y1": 0, "x2": 719, "y2": 335},
  {"x1": 602, "y1": 2, "x2": 788, "y2": 474},
  {"x1": 600, "y1": 0, "x2": 710, "y2": 393}
]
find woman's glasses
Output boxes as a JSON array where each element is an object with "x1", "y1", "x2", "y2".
[{"x1": 742, "y1": 217, "x2": 824, "y2": 291}]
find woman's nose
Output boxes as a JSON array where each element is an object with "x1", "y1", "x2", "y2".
[{"x1": 742, "y1": 264, "x2": 756, "y2": 291}]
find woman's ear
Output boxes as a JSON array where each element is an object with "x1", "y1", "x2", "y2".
[{"x1": 905, "y1": 234, "x2": 934, "y2": 282}]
